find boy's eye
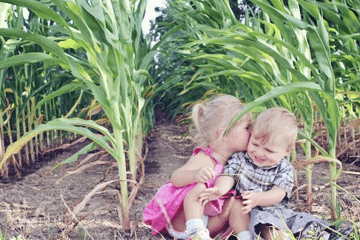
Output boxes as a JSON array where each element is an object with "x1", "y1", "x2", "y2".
[
  {"x1": 252, "y1": 143, "x2": 259, "y2": 147},
  {"x1": 266, "y1": 149, "x2": 274, "y2": 153}
]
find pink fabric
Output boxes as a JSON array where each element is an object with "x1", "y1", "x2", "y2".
[{"x1": 142, "y1": 147, "x2": 231, "y2": 235}]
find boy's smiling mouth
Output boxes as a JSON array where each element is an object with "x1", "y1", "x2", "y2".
[
  {"x1": 255, "y1": 157, "x2": 265, "y2": 162},
  {"x1": 250, "y1": 154, "x2": 265, "y2": 165}
]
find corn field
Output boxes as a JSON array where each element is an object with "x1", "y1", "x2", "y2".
[{"x1": 0, "y1": 0, "x2": 359, "y2": 234}]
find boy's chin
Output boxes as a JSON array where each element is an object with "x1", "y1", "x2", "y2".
[{"x1": 250, "y1": 157, "x2": 265, "y2": 167}]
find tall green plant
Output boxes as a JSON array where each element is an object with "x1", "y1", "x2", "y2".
[
  {"x1": 0, "y1": 3, "x2": 83, "y2": 173},
  {"x1": 0, "y1": 0, "x2": 159, "y2": 229}
]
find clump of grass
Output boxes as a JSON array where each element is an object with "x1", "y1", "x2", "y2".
[{"x1": 0, "y1": 228, "x2": 6, "y2": 240}]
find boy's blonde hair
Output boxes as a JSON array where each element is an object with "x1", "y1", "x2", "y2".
[
  {"x1": 192, "y1": 94, "x2": 252, "y2": 147},
  {"x1": 252, "y1": 107, "x2": 297, "y2": 151}
]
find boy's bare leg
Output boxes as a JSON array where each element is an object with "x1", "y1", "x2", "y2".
[
  {"x1": 259, "y1": 225, "x2": 288, "y2": 240},
  {"x1": 207, "y1": 196, "x2": 235, "y2": 237},
  {"x1": 229, "y1": 198, "x2": 250, "y2": 235}
]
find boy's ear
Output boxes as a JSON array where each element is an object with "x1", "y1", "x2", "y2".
[{"x1": 285, "y1": 147, "x2": 293, "y2": 156}]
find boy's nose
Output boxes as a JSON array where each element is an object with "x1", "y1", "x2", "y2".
[{"x1": 256, "y1": 149, "x2": 265, "y2": 157}]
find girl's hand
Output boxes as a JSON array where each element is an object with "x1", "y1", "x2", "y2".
[
  {"x1": 198, "y1": 187, "x2": 222, "y2": 207},
  {"x1": 241, "y1": 191, "x2": 259, "y2": 214},
  {"x1": 194, "y1": 167, "x2": 217, "y2": 183}
]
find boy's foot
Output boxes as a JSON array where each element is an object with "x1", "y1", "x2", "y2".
[
  {"x1": 187, "y1": 228, "x2": 213, "y2": 240},
  {"x1": 327, "y1": 227, "x2": 356, "y2": 240},
  {"x1": 301, "y1": 222, "x2": 323, "y2": 239}
]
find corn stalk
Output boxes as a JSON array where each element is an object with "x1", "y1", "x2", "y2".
[{"x1": 0, "y1": 0, "x2": 160, "y2": 229}]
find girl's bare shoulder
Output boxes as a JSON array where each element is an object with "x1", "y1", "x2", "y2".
[{"x1": 186, "y1": 150, "x2": 215, "y2": 168}]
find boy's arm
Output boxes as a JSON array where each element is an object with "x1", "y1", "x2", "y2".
[
  {"x1": 254, "y1": 185, "x2": 286, "y2": 206},
  {"x1": 242, "y1": 159, "x2": 294, "y2": 214},
  {"x1": 242, "y1": 186, "x2": 286, "y2": 213}
]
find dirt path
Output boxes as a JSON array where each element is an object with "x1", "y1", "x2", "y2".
[
  {"x1": 0, "y1": 118, "x2": 193, "y2": 240},
  {"x1": 0, "y1": 118, "x2": 359, "y2": 239}
]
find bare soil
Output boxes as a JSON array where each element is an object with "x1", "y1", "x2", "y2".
[{"x1": 0, "y1": 116, "x2": 359, "y2": 240}]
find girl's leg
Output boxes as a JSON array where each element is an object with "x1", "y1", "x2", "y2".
[
  {"x1": 183, "y1": 184, "x2": 211, "y2": 239},
  {"x1": 171, "y1": 183, "x2": 206, "y2": 232},
  {"x1": 171, "y1": 207, "x2": 186, "y2": 232},
  {"x1": 169, "y1": 184, "x2": 210, "y2": 239},
  {"x1": 170, "y1": 190, "x2": 235, "y2": 239},
  {"x1": 171, "y1": 183, "x2": 207, "y2": 231},
  {"x1": 183, "y1": 183, "x2": 206, "y2": 220}
]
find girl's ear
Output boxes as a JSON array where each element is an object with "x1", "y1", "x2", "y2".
[{"x1": 217, "y1": 127, "x2": 225, "y2": 137}]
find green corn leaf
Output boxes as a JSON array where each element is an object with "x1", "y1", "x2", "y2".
[
  {"x1": 51, "y1": 141, "x2": 98, "y2": 171},
  {"x1": 0, "y1": 28, "x2": 68, "y2": 62},
  {"x1": 55, "y1": 118, "x2": 116, "y2": 145},
  {"x1": 33, "y1": 82, "x2": 85, "y2": 113},
  {"x1": 1, "y1": 0, "x2": 69, "y2": 28},
  {"x1": 0, "y1": 52, "x2": 66, "y2": 69},
  {"x1": 297, "y1": 130, "x2": 327, "y2": 156},
  {"x1": 0, "y1": 119, "x2": 116, "y2": 170},
  {"x1": 225, "y1": 82, "x2": 323, "y2": 134}
]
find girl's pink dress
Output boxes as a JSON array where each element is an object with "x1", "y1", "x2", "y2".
[{"x1": 143, "y1": 146, "x2": 231, "y2": 235}]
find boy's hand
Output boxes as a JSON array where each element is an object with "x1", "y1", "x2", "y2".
[
  {"x1": 198, "y1": 187, "x2": 222, "y2": 207},
  {"x1": 241, "y1": 191, "x2": 260, "y2": 214},
  {"x1": 194, "y1": 167, "x2": 217, "y2": 183}
]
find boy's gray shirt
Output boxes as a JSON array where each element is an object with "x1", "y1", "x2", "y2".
[{"x1": 223, "y1": 151, "x2": 294, "y2": 208}]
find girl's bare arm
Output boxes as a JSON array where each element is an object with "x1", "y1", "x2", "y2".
[
  {"x1": 198, "y1": 176, "x2": 235, "y2": 205},
  {"x1": 170, "y1": 152, "x2": 216, "y2": 187},
  {"x1": 212, "y1": 175, "x2": 235, "y2": 195}
]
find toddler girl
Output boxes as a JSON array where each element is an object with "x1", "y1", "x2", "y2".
[{"x1": 143, "y1": 94, "x2": 252, "y2": 239}]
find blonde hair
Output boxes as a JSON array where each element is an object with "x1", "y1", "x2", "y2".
[
  {"x1": 191, "y1": 94, "x2": 251, "y2": 147},
  {"x1": 252, "y1": 107, "x2": 297, "y2": 151}
]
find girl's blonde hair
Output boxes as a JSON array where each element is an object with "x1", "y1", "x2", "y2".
[
  {"x1": 191, "y1": 94, "x2": 251, "y2": 147},
  {"x1": 252, "y1": 107, "x2": 297, "y2": 151}
]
